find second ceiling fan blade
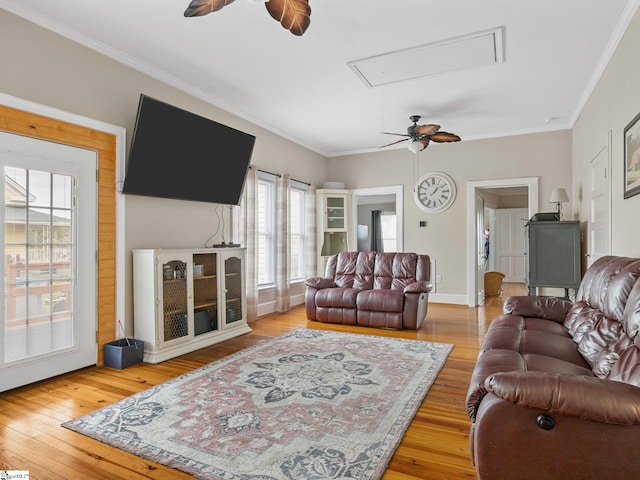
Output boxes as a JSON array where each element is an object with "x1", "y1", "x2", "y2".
[{"x1": 430, "y1": 132, "x2": 461, "y2": 143}]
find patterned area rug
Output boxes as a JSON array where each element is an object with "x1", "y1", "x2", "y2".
[{"x1": 63, "y1": 329, "x2": 453, "y2": 480}]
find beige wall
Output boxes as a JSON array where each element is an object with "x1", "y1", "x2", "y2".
[
  {"x1": 329, "y1": 130, "x2": 572, "y2": 296},
  {"x1": 5, "y1": 5, "x2": 637, "y2": 310},
  {"x1": 573, "y1": 7, "x2": 640, "y2": 257},
  {"x1": 0, "y1": 10, "x2": 328, "y2": 328}
]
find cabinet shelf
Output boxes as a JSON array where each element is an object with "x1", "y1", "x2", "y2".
[
  {"x1": 194, "y1": 274, "x2": 217, "y2": 280},
  {"x1": 195, "y1": 300, "x2": 217, "y2": 309}
]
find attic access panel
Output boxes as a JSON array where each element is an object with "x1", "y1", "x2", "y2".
[{"x1": 348, "y1": 27, "x2": 504, "y2": 87}]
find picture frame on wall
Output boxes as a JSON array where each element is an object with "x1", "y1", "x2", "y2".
[{"x1": 624, "y1": 111, "x2": 640, "y2": 198}]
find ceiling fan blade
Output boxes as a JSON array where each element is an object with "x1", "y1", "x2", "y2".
[
  {"x1": 379, "y1": 138, "x2": 409, "y2": 149},
  {"x1": 419, "y1": 138, "x2": 430, "y2": 149},
  {"x1": 265, "y1": 0, "x2": 311, "y2": 36},
  {"x1": 430, "y1": 131, "x2": 461, "y2": 143},
  {"x1": 184, "y1": 0, "x2": 235, "y2": 16},
  {"x1": 415, "y1": 124, "x2": 440, "y2": 136},
  {"x1": 382, "y1": 132, "x2": 410, "y2": 137}
]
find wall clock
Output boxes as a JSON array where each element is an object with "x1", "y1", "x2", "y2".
[{"x1": 414, "y1": 172, "x2": 456, "y2": 213}]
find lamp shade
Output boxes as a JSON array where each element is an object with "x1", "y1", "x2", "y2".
[{"x1": 549, "y1": 188, "x2": 569, "y2": 204}]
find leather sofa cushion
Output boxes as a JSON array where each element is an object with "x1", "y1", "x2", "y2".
[
  {"x1": 608, "y1": 335, "x2": 640, "y2": 387},
  {"x1": 592, "y1": 334, "x2": 635, "y2": 378},
  {"x1": 490, "y1": 314, "x2": 570, "y2": 337},
  {"x1": 331, "y1": 251, "x2": 376, "y2": 290},
  {"x1": 356, "y1": 289, "x2": 403, "y2": 313},
  {"x1": 622, "y1": 277, "x2": 640, "y2": 337},
  {"x1": 482, "y1": 328, "x2": 590, "y2": 367},
  {"x1": 315, "y1": 287, "x2": 360, "y2": 309},
  {"x1": 522, "y1": 353, "x2": 593, "y2": 375},
  {"x1": 373, "y1": 252, "x2": 418, "y2": 290},
  {"x1": 574, "y1": 256, "x2": 640, "y2": 323}
]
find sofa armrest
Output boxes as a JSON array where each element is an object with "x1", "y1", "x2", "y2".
[
  {"x1": 304, "y1": 277, "x2": 337, "y2": 289},
  {"x1": 403, "y1": 280, "x2": 433, "y2": 294},
  {"x1": 486, "y1": 371, "x2": 640, "y2": 425},
  {"x1": 502, "y1": 295, "x2": 572, "y2": 323}
]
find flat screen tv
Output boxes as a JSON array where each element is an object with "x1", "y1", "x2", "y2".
[{"x1": 122, "y1": 95, "x2": 255, "y2": 205}]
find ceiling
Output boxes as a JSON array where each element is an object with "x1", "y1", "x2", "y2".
[{"x1": 2, "y1": 0, "x2": 638, "y2": 157}]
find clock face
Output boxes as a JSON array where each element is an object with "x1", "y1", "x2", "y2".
[{"x1": 414, "y1": 172, "x2": 456, "y2": 213}]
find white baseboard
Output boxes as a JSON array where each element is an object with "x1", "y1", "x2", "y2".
[
  {"x1": 429, "y1": 293, "x2": 469, "y2": 305},
  {"x1": 257, "y1": 301, "x2": 275, "y2": 318},
  {"x1": 291, "y1": 294, "x2": 305, "y2": 307},
  {"x1": 257, "y1": 294, "x2": 305, "y2": 318}
]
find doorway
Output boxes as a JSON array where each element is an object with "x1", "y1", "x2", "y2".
[
  {"x1": 350, "y1": 185, "x2": 404, "y2": 252},
  {"x1": 467, "y1": 177, "x2": 538, "y2": 307},
  {"x1": 0, "y1": 132, "x2": 97, "y2": 391}
]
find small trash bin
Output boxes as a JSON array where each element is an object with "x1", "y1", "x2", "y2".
[{"x1": 103, "y1": 338, "x2": 144, "y2": 369}]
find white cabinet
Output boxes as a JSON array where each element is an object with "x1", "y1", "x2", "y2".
[
  {"x1": 316, "y1": 189, "x2": 350, "y2": 276},
  {"x1": 133, "y1": 248, "x2": 250, "y2": 363}
]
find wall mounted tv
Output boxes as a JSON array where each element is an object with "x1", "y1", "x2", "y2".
[{"x1": 122, "y1": 95, "x2": 255, "y2": 205}]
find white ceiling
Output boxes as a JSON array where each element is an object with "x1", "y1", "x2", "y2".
[{"x1": 2, "y1": 0, "x2": 638, "y2": 157}]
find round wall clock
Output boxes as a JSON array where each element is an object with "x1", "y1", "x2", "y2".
[{"x1": 414, "y1": 172, "x2": 456, "y2": 213}]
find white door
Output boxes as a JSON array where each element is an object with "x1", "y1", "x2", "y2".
[
  {"x1": 587, "y1": 142, "x2": 611, "y2": 267},
  {"x1": 494, "y1": 208, "x2": 528, "y2": 282},
  {"x1": 0, "y1": 132, "x2": 97, "y2": 391}
]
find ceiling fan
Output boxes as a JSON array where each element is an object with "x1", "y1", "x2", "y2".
[
  {"x1": 381, "y1": 115, "x2": 461, "y2": 153},
  {"x1": 184, "y1": 0, "x2": 311, "y2": 36}
]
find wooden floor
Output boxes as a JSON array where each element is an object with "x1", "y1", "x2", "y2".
[{"x1": 0, "y1": 284, "x2": 525, "y2": 479}]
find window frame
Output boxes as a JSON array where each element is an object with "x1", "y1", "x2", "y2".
[
  {"x1": 256, "y1": 172, "x2": 277, "y2": 288},
  {"x1": 289, "y1": 181, "x2": 307, "y2": 283}
]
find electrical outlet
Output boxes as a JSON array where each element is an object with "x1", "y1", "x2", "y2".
[{"x1": 436, "y1": 275, "x2": 442, "y2": 283}]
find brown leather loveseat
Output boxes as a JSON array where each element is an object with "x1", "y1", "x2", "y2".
[
  {"x1": 466, "y1": 256, "x2": 640, "y2": 479},
  {"x1": 305, "y1": 251, "x2": 432, "y2": 330}
]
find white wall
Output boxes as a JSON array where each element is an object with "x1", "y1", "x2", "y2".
[
  {"x1": 573, "y1": 6, "x2": 640, "y2": 257},
  {"x1": 329, "y1": 130, "x2": 572, "y2": 296}
]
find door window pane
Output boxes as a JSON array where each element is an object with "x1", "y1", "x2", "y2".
[{"x1": 4, "y1": 167, "x2": 75, "y2": 363}]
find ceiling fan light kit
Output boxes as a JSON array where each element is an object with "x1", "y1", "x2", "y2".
[
  {"x1": 408, "y1": 140, "x2": 426, "y2": 153},
  {"x1": 184, "y1": 0, "x2": 311, "y2": 36}
]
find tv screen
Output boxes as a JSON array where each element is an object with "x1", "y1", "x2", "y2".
[{"x1": 122, "y1": 95, "x2": 255, "y2": 205}]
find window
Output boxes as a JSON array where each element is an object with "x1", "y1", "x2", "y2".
[
  {"x1": 257, "y1": 173, "x2": 276, "y2": 286},
  {"x1": 381, "y1": 212, "x2": 397, "y2": 252},
  {"x1": 289, "y1": 182, "x2": 306, "y2": 281}
]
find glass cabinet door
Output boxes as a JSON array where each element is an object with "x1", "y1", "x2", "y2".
[
  {"x1": 192, "y1": 252, "x2": 219, "y2": 336},
  {"x1": 223, "y1": 255, "x2": 243, "y2": 326},
  {"x1": 161, "y1": 258, "x2": 188, "y2": 342},
  {"x1": 325, "y1": 195, "x2": 346, "y2": 230}
]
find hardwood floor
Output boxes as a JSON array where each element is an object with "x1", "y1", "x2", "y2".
[{"x1": 0, "y1": 285, "x2": 526, "y2": 479}]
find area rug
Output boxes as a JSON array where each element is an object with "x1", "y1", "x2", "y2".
[{"x1": 63, "y1": 328, "x2": 453, "y2": 480}]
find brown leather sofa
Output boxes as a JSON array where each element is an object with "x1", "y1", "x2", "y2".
[
  {"x1": 466, "y1": 256, "x2": 640, "y2": 480},
  {"x1": 305, "y1": 251, "x2": 432, "y2": 329}
]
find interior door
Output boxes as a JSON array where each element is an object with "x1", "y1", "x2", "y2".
[
  {"x1": 587, "y1": 141, "x2": 611, "y2": 267},
  {"x1": 494, "y1": 208, "x2": 528, "y2": 282},
  {"x1": 0, "y1": 132, "x2": 97, "y2": 392}
]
